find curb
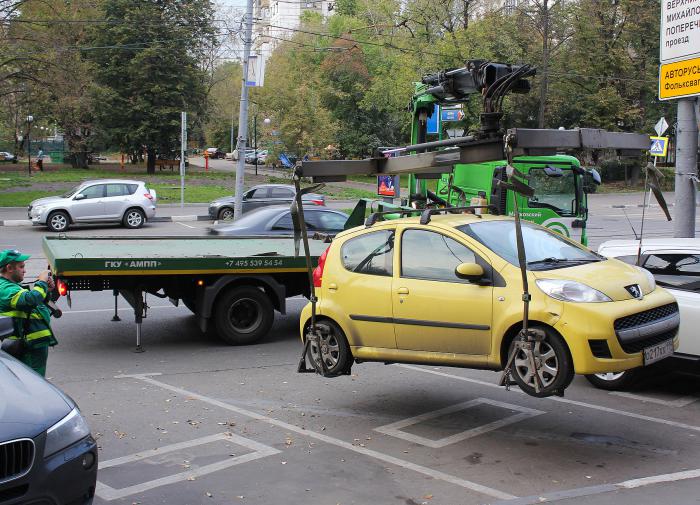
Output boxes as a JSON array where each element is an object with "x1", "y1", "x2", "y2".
[{"x1": 1, "y1": 215, "x2": 212, "y2": 227}]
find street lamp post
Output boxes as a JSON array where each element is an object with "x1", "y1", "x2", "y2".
[
  {"x1": 26, "y1": 115, "x2": 33, "y2": 176},
  {"x1": 263, "y1": 117, "x2": 271, "y2": 168},
  {"x1": 253, "y1": 114, "x2": 258, "y2": 175}
]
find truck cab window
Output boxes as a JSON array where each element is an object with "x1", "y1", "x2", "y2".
[
  {"x1": 528, "y1": 168, "x2": 576, "y2": 216},
  {"x1": 341, "y1": 230, "x2": 394, "y2": 276}
]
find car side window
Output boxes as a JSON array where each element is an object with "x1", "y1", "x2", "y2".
[
  {"x1": 271, "y1": 212, "x2": 294, "y2": 230},
  {"x1": 341, "y1": 230, "x2": 394, "y2": 276},
  {"x1": 126, "y1": 184, "x2": 138, "y2": 194},
  {"x1": 318, "y1": 211, "x2": 347, "y2": 231},
  {"x1": 269, "y1": 187, "x2": 294, "y2": 198},
  {"x1": 78, "y1": 185, "x2": 104, "y2": 199},
  {"x1": 401, "y1": 229, "x2": 476, "y2": 282},
  {"x1": 641, "y1": 253, "x2": 700, "y2": 292},
  {"x1": 247, "y1": 188, "x2": 268, "y2": 199},
  {"x1": 105, "y1": 184, "x2": 128, "y2": 197}
]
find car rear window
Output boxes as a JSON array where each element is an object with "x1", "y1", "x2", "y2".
[{"x1": 341, "y1": 230, "x2": 394, "y2": 276}]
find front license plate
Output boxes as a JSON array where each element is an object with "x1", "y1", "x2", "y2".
[{"x1": 643, "y1": 339, "x2": 674, "y2": 365}]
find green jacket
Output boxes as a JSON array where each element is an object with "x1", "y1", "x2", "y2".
[{"x1": 0, "y1": 277, "x2": 57, "y2": 349}]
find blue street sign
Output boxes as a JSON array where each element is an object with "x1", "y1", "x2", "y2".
[
  {"x1": 426, "y1": 104, "x2": 440, "y2": 134},
  {"x1": 441, "y1": 109, "x2": 464, "y2": 122},
  {"x1": 649, "y1": 136, "x2": 668, "y2": 157}
]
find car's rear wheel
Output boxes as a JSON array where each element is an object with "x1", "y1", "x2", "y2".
[
  {"x1": 123, "y1": 208, "x2": 145, "y2": 229},
  {"x1": 508, "y1": 327, "x2": 574, "y2": 397},
  {"x1": 306, "y1": 319, "x2": 352, "y2": 377},
  {"x1": 218, "y1": 207, "x2": 234, "y2": 221},
  {"x1": 214, "y1": 286, "x2": 274, "y2": 345},
  {"x1": 585, "y1": 369, "x2": 641, "y2": 390},
  {"x1": 47, "y1": 211, "x2": 70, "y2": 232}
]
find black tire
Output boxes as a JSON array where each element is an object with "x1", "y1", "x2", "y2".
[
  {"x1": 214, "y1": 286, "x2": 274, "y2": 345},
  {"x1": 508, "y1": 327, "x2": 574, "y2": 398},
  {"x1": 218, "y1": 207, "x2": 234, "y2": 221},
  {"x1": 123, "y1": 208, "x2": 145, "y2": 229},
  {"x1": 182, "y1": 298, "x2": 196, "y2": 314},
  {"x1": 305, "y1": 319, "x2": 352, "y2": 377},
  {"x1": 47, "y1": 210, "x2": 70, "y2": 232},
  {"x1": 584, "y1": 369, "x2": 641, "y2": 391}
]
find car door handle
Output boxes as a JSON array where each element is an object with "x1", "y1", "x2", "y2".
[
  {"x1": 328, "y1": 283, "x2": 338, "y2": 291},
  {"x1": 397, "y1": 287, "x2": 409, "y2": 295}
]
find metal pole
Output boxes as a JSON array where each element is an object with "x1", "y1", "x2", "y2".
[
  {"x1": 254, "y1": 114, "x2": 258, "y2": 176},
  {"x1": 180, "y1": 111, "x2": 187, "y2": 209},
  {"x1": 230, "y1": 103, "x2": 235, "y2": 154},
  {"x1": 27, "y1": 124, "x2": 31, "y2": 176},
  {"x1": 233, "y1": 0, "x2": 255, "y2": 221},
  {"x1": 674, "y1": 98, "x2": 698, "y2": 238}
]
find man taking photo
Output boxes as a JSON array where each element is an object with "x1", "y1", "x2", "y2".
[{"x1": 0, "y1": 249, "x2": 57, "y2": 376}]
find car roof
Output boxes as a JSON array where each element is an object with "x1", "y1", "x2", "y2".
[
  {"x1": 79, "y1": 179, "x2": 145, "y2": 186},
  {"x1": 598, "y1": 238, "x2": 700, "y2": 256}
]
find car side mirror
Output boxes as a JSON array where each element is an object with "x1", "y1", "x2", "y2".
[
  {"x1": 74, "y1": 193, "x2": 86, "y2": 200},
  {"x1": 455, "y1": 262, "x2": 485, "y2": 282}
]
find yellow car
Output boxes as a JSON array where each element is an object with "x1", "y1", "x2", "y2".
[{"x1": 299, "y1": 212, "x2": 679, "y2": 396}]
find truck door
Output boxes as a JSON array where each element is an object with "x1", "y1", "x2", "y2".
[
  {"x1": 392, "y1": 228, "x2": 492, "y2": 355},
  {"x1": 71, "y1": 184, "x2": 105, "y2": 221}
]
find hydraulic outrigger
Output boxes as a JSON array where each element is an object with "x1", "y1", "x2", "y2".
[{"x1": 293, "y1": 60, "x2": 653, "y2": 398}]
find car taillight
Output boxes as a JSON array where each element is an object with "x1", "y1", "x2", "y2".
[
  {"x1": 312, "y1": 247, "x2": 330, "y2": 288},
  {"x1": 144, "y1": 193, "x2": 154, "y2": 200},
  {"x1": 309, "y1": 199, "x2": 324, "y2": 206},
  {"x1": 57, "y1": 279, "x2": 68, "y2": 297}
]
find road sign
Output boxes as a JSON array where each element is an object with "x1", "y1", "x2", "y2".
[
  {"x1": 649, "y1": 136, "x2": 669, "y2": 157},
  {"x1": 426, "y1": 104, "x2": 440, "y2": 134},
  {"x1": 654, "y1": 117, "x2": 669, "y2": 136},
  {"x1": 441, "y1": 109, "x2": 464, "y2": 122},
  {"x1": 660, "y1": 0, "x2": 700, "y2": 64},
  {"x1": 659, "y1": 56, "x2": 700, "y2": 100}
]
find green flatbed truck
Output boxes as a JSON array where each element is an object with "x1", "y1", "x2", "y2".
[{"x1": 43, "y1": 235, "x2": 328, "y2": 350}]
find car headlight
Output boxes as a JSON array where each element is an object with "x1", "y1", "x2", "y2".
[
  {"x1": 33, "y1": 205, "x2": 45, "y2": 214},
  {"x1": 536, "y1": 279, "x2": 612, "y2": 303},
  {"x1": 637, "y1": 266, "x2": 656, "y2": 292},
  {"x1": 44, "y1": 408, "x2": 90, "y2": 457}
]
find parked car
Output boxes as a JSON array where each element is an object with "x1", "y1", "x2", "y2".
[
  {"x1": 299, "y1": 213, "x2": 679, "y2": 397},
  {"x1": 584, "y1": 238, "x2": 700, "y2": 389},
  {"x1": 28, "y1": 179, "x2": 157, "y2": 232},
  {"x1": 208, "y1": 183, "x2": 325, "y2": 221},
  {"x1": 0, "y1": 151, "x2": 15, "y2": 162},
  {"x1": 205, "y1": 147, "x2": 226, "y2": 159},
  {"x1": 244, "y1": 149, "x2": 268, "y2": 165},
  {"x1": 0, "y1": 318, "x2": 98, "y2": 504},
  {"x1": 210, "y1": 205, "x2": 348, "y2": 236}
]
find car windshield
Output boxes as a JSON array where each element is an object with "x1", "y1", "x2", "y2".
[
  {"x1": 459, "y1": 220, "x2": 601, "y2": 270},
  {"x1": 62, "y1": 185, "x2": 82, "y2": 198}
]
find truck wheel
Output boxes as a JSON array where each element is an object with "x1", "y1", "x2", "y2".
[
  {"x1": 123, "y1": 208, "x2": 145, "y2": 229},
  {"x1": 585, "y1": 369, "x2": 641, "y2": 391},
  {"x1": 47, "y1": 211, "x2": 70, "y2": 232},
  {"x1": 306, "y1": 319, "x2": 352, "y2": 377},
  {"x1": 214, "y1": 286, "x2": 274, "y2": 345},
  {"x1": 508, "y1": 327, "x2": 574, "y2": 398},
  {"x1": 218, "y1": 207, "x2": 234, "y2": 221}
]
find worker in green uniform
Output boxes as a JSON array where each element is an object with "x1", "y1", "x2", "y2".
[{"x1": 0, "y1": 249, "x2": 57, "y2": 376}]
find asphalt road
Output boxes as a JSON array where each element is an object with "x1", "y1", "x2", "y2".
[{"x1": 2, "y1": 208, "x2": 700, "y2": 505}]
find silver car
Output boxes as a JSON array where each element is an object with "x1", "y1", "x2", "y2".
[
  {"x1": 28, "y1": 179, "x2": 157, "y2": 232},
  {"x1": 208, "y1": 183, "x2": 325, "y2": 221}
]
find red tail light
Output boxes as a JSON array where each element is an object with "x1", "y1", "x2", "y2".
[
  {"x1": 313, "y1": 247, "x2": 330, "y2": 288},
  {"x1": 144, "y1": 192, "x2": 154, "y2": 200},
  {"x1": 309, "y1": 199, "x2": 324, "y2": 206},
  {"x1": 57, "y1": 279, "x2": 67, "y2": 297}
]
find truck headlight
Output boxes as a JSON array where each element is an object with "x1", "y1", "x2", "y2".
[
  {"x1": 44, "y1": 408, "x2": 90, "y2": 457},
  {"x1": 536, "y1": 279, "x2": 611, "y2": 303},
  {"x1": 637, "y1": 267, "x2": 656, "y2": 292}
]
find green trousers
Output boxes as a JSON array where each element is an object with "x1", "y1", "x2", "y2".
[{"x1": 20, "y1": 346, "x2": 49, "y2": 377}]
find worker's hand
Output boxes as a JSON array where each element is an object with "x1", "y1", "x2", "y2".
[
  {"x1": 37, "y1": 271, "x2": 53, "y2": 288},
  {"x1": 46, "y1": 275, "x2": 56, "y2": 290}
]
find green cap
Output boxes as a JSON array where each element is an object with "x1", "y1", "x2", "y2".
[{"x1": 0, "y1": 249, "x2": 31, "y2": 268}]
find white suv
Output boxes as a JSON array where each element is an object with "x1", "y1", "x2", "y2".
[{"x1": 28, "y1": 179, "x2": 157, "y2": 232}]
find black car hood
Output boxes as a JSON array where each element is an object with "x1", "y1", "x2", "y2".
[{"x1": 0, "y1": 353, "x2": 73, "y2": 441}]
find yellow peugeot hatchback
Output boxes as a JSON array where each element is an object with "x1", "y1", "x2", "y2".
[{"x1": 299, "y1": 213, "x2": 679, "y2": 396}]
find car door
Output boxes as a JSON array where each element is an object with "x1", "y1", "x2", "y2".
[
  {"x1": 103, "y1": 183, "x2": 130, "y2": 219},
  {"x1": 392, "y1": 228, "x2": 493, "y2": 355},
  {"x1": 242, "y1": 187, "x2": 270, "y2": 213},
  {"x1": 70, "y1": 184, "x2": 105, "y2": 221}
]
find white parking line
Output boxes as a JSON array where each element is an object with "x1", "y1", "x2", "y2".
[
  {"x1": 398, "y1": 365, "x2": 700, "y2": 433},
  {"x1": 118, "y1": 373, "x2": 516, "y2": 500},
  {"x1": 610, "y1": 391, "x2": 698, "y2": 408},
  {"x1": 175, "y1": 221, "x2": 195, "y2": 229}
]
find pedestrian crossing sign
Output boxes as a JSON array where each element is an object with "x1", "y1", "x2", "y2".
[{"x1": 649, "y1": 136, "x2": 668, "y2": 157}]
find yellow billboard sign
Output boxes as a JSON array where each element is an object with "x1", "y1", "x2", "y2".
[{"x1": 659, "y1": 57, "x2": 700, "y2": 100}]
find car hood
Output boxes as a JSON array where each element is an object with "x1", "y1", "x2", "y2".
[
  {"x1": 531, "y1": 258, "x2": 653, "y2": 301},
  {"x1": 211, "y1": 196, "x2": 235, "y2": 206},
  {"x1": 30, "y1": 196, "x2": 65, "y2": 207},
  {"x1": 0, "y1": 353, "x2": 73, "y2": 440}
]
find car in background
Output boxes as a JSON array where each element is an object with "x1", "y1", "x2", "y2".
[
  {"x1": 28, "y1": 179, "x2": 157, "y2": 232},
  {"x1": 0, "y1": 151, "x2": 15, "y2": 162},
  {"x1": 205, "y1": 147, "x2": 226, "y2": 159},
  {"x1": 245, "y1": 149, "x2": 268, "y2": 165},
  {"x1": 585, "y1": 238, "x2": 700, "y2": 390},
  {"x1": 208, "y1": 183, "x2": 325, "y2": 221},
  {"x1": 0, "y1": 318, "x2": 98, "y2": 504},
  {"x1": 209, "y1": 205, "x2": 348, "y2": 236}
]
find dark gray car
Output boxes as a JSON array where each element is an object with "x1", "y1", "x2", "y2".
[
  {"x1": 209, "y1": 205, "x2": 348, "y2": 236},
  {"x1": 208, "y1": 184, "x2": 326, "y2": 221}
]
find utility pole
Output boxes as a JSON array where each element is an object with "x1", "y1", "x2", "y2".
[
  {"x1": 673, "y1": 98, "x2": 698, "y2": 238},
  {"x1": 233, "y1": 0, "x2": 255, "y2": 221}
]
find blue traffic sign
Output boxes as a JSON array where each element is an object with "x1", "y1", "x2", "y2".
[
  {"x1": 649, "y1": 136, "x2": 668, "y2": 157},
  {"x1": 441, "y1": 109, "x2": 464, "y2": 122}
]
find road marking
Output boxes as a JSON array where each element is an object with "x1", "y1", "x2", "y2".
[
  {"x1": 175, "y1": 221, "x2": 195, "y2": 229},
  {"x1": 398, "y1": 365, "x2": 700, "y2": 433},
  {"x1": 375, "y1": 398, "x2": 544, "y2": 448},
  {"x1": 610, "y1": 391, "x2": 698, "y2": 408},
  {"x1": 60, "y1": 306, "x2": 177, "y2": 315},
  {"x1": 118, "y1": 373, "x2": 516, "y2": 500},
  {"x1": 95, "y1": 432, "x2": 280, "y2": 501}
]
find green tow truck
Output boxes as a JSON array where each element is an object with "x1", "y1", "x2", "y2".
[{"x1": 43, "y1": 235, "x2": 327, "y2": 350}]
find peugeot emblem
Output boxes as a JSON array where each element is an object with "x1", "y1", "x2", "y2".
[{"x1": 625, "y1": 284, "x2": 643, "y2": 300}]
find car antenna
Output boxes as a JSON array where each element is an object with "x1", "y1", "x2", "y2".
[{"x1": 621, "y1": 208, "x2": 640, "y2": 241}]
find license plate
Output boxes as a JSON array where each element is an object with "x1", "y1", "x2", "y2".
[{"x1": 643, "y1": 339, "x2": 674, "y2": 365}]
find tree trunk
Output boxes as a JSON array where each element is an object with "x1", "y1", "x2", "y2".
[
  {"x1": 463, "y1": 0, "x2": 469, "y2": 29},
  {"x1": 146, "y1": 147, "x2": 156, "y2": 174},
  {"x1": 538, "y1": 0, "x2": 550, "y2": 129}
]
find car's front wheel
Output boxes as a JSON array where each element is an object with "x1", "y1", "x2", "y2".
[
  {"x1": 123, "y1": 208, "x2": 145, "y2": 229},
  {"x1": 218, "y1": 207, "x2": 234, "y2": 221},
  {"x1": 47, "y1": 211, "x2": 70, "y2": 232},
  {"x1": 508, "y1": 327, "x2": 574, "y2": 397},
  {"x1": 585, "y1": 369, "x2": 641, "y2": 391}
]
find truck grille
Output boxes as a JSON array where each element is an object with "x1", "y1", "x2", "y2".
[
  {"x1": 614, "y1": 303, "x2": 679, "y2": 354},
  {"x1": 614, "y1": 303, "x2": 678, "y2": 331},
  {"x1": 0, "y1": 439, "x2": 34, "y2": 484}
]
